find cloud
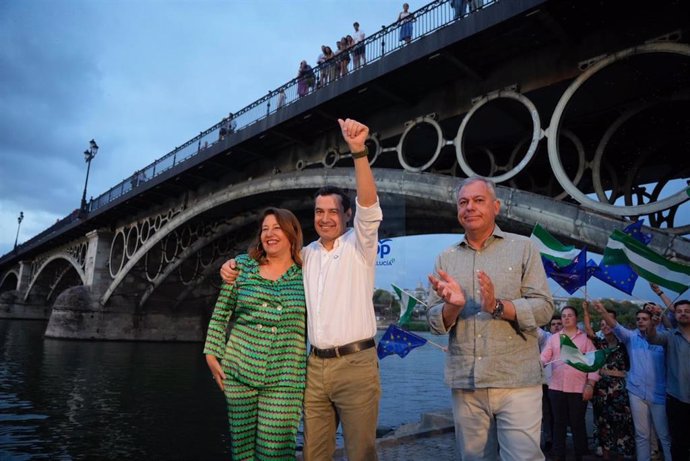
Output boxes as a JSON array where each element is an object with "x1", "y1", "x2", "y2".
[
  {"x1": 0, "y1": 1, "x2": 104, "y2": 225},
  {"x1": 0, "y1": 0, "x2": 425, "y2": 257}
]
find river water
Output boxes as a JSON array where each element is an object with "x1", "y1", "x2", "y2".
[{"x1": 0, "y1": 319, "x2": 449, "y2": 460}]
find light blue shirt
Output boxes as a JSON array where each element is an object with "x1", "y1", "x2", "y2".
[
  {"x1": 613, "y1": 324, "x2": 666, "y2": 404},
  {"x1": 647, "y1": 328, "x2": 690, "y2": 404}
]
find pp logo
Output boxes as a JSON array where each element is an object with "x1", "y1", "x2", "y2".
[
  {"x1": 378, "y1": 239, "x2": 392, "y2": 259},
  {"x1": 377, "y1": 239, "x2": 395, "y2": 266}
]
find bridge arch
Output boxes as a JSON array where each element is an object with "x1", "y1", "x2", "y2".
[
  {"x1": 23, "y1": 254, "x2": 86, "y2": 303},
  {"x1": 0, "y1": 270, "x2": 19, "y2": 293},
  {"x1": 101, "y1": 167, "x2": 690, "y2": 307},
  {"x1": 547, "y1": 41, "x2": 690, "y2": 216}
]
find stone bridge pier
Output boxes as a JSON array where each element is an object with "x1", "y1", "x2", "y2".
[{"x1": 0, "y1": 211, "x2": 239, "y2": 341}]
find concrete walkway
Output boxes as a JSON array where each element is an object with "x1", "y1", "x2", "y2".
[{"x1": 320, "y1": 408, "x2": 606, "y2": 461}]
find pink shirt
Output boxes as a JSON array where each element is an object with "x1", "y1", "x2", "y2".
[{"x1": 540, "y1": 329, "x2": 600, "y2": 393}]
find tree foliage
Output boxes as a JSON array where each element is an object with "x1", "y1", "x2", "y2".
[{"x1": 562, "y1": 298, "x2": 642, "y2": 329}]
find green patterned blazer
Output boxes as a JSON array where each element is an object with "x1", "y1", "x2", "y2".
[{"x1": 203, "y1": 254, "x2": 307, "y2": 389}]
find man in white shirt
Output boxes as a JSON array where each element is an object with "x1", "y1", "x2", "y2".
[
  {"x1": 352, "y1": 22, "x2": 366, "y2": 68},
  {"x1": 221, "y1": 118, "x2": 381, "y2": 461}
]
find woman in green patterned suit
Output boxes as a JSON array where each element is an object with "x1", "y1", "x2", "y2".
[{"x1": 204, "y1": 207, "x2": 307, "y2": 460}]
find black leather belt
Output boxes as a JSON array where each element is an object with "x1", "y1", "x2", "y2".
[{"x1": 311, "y1": 338, "x2": 376, "y2": 359}]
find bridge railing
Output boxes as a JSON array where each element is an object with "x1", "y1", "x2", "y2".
[{"x1": 83, "y1": 0, "x2": 498, "y2": 214}]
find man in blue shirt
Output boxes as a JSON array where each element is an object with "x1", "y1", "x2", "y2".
[
  {"x1": 593, "y1": 302, "x2": 671, "y2": 461},
  {"x1": 647, "y1": 299, "x2": 690, "y2": 461}
]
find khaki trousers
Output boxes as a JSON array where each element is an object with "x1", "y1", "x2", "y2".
[{"x1": 303, "y1": 347, "x2": 380, "y2": 461}]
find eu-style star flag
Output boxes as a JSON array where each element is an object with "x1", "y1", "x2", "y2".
[
  {"x1": 377, "y1": 324, "x2": 427, "y2": 359},
  {"x1": 623, "y1": 219, "x2": 652, "y2": 245},
  {"x1": 542, "y1": 248, "x2": 597, "y2": 295}
]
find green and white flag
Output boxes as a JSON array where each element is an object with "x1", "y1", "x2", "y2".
[
  {"x1": 603, "y1": 229, "x2": 690, "y2": 294},
  {"x1": 530, "y1": 224, "x2": 581, "y2": 267},
  {"x1": 560, "y1": 334, "x2": 610, "y2": 373},
  {"x1": 392, "y1": 284, "x2": 418, "y2": 325}
]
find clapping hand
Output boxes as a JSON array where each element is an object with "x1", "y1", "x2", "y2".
[
  {"x1": 477, "y1": 270, "x2": 497, "y2": 314},
  {"x1": 428, "y1": 269, "x2": 465, "y2": 307}
]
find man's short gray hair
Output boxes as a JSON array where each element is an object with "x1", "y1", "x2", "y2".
[{"x1": 455, "y1": 176, "x2": 497, "y2": 202}]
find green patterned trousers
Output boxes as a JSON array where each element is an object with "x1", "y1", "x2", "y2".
[{"x1": 224, "y1": 376, "x2": 304, "y2": 460}]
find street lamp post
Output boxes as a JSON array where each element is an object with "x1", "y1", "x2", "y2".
[
  {"x1": 80, "y1": 139, "x2": 99, "y2": 213},
  {"x1": 14, "y1": 211, "x2": 24, "y2": 249}
]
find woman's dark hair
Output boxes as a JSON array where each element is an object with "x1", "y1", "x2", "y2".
[{"x1": 248, "y1": 207, "x2": 303, "y2": 266}]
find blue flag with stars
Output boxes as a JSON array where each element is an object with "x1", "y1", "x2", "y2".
[
  {"x1": 542, "y1": 248, "x2": 598, "y2": 295},
  {"x1": 622, "y1": 219, "x2": 652, "y2": 245},
  {"x1": 593, "y1": 219, "x2": 652, "y2": 295},
  {"x1": 377, "y1": 324, "x2": 427, "y2": 359}
]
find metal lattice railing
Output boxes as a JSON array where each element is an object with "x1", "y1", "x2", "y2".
[{"x1": 86, "y1": 0, "x2": 497, "y2": 215}]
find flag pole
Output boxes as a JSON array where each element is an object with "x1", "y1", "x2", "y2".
[
  {"x1": 576, "y1": 287, "x2": 590, "y2": 301},
  {"x1": 425, "y1": 339, "x2": 447, "y2": 351},
  {"x1": 392, "y1": 284, "x2": 429, "y2": 307},
  {"x1": 397, "y1": 324, "x2": 447, "y2": 351}
]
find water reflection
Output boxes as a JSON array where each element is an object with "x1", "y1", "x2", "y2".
[{"x1": 1, "y1": 319, "x2": 448, "y2": 459}]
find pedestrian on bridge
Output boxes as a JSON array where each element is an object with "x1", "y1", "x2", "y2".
[
  {"x1": 427, "y1": 176, "x2": 554, "y2": 461},
  {"x1": 221, "y1": 118, "x2": 382, "y2": 461},
  {"x1": 352, "y1": 22, "x2": 366, "y2": 68},
  {"x1": 397, "y1": 3, "x2": 414, "y2": 45},
  {"x1": 204, "y1": 207, "x2": 307, "y2": 460}
]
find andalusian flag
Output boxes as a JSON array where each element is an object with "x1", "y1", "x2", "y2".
[
  {"x1": 392, "y1": 284, "x2": 418, "y2": 325},
  {"x1": 560, "y1": 334, "x2": 610, "y2": 373},
  {"x1": 531, "y1": 224, "x2": 581, "y2": 267},
  {"x1": 603, "y1": 229, "x2": 690, "y2": 294}
]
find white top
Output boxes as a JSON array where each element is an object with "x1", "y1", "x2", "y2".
[
  {"x1": 354, "y1": 29, "x2": 365, "y2": 43},
  {"x1": 302, "y1": 197, "x2": 382, "y2": 349}
]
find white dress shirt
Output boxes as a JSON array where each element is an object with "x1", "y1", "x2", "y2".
[{"x1": 302, "y1": 197, "x2": 382, "y2": 349}]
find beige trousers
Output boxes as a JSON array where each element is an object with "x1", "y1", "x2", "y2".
[
  {"x1": 451, "y1": 385, "x2": 544, "y2": 461},
  {"x1": 302, "y1": 347, "x2": 380, "y2": 461}
]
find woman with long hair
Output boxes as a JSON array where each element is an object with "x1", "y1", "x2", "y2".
[
  {"x1": 204, "y1": 207, "x2": 306, "y2": 460},
  {"x1": 583, "y1": 302, "x2": 635, "y2": 460}
]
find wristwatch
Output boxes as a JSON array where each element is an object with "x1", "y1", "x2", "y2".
[
  {"x1": 492, "y1": 299, "x2": 505, "y2": 320},
  {"x1": 351, "y1": 146, "x2": 369, "y2": 159}
]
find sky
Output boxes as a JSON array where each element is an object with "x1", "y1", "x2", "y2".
[
  {"x1": 0, "y1": 0, "x2": 418, "y2": 254},
  {"x1": 0, "y1": 0, "x2": 677, "y2": 304}
]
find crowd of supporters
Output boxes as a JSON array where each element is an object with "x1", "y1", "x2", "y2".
[{"x1": 538, "y1": 284, "x2": 689, "y2": 461}]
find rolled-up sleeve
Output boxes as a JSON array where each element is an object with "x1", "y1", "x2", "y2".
[
  {"x1": 512, "y1": 240, "x2": 554, "y2": 332},
  {"x1": 427, "y1": 303, "x2": 449, "y2": 334}
]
